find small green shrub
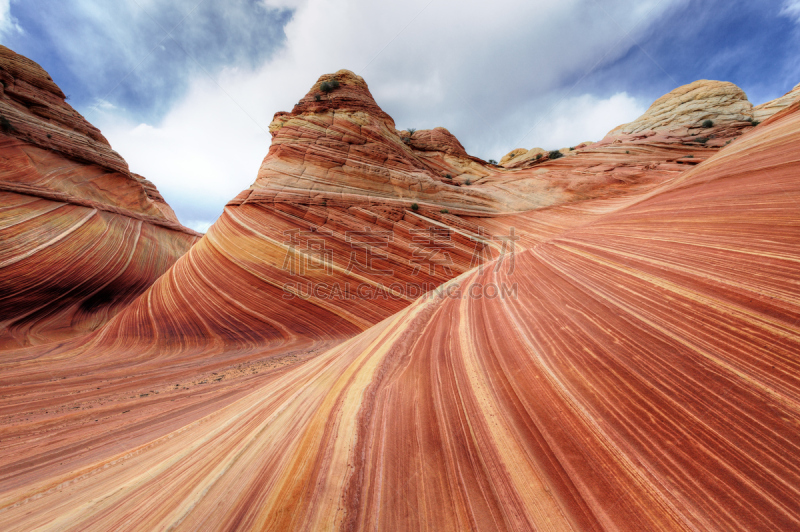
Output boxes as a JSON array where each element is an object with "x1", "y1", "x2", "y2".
[
  {"x1": 569, "y1": 146, "x2": 575, "y2": 151},
  {"x1": 314, "y1": 94, "x2": 321, "y2": 101},
  {"x1": 440, "y1": 209, "x2": 449, "y2": 214},
  {"x1": 751, "y1": 120, "x2": 760, "y2": 126},
  {"x1": 625, "y1": 150, "x2": 630, "y2": 154},
  {"x1": 445, "y1": 174, "x2": 452, "y2": 179},
  {"x1": 535, "y1": 153, "x2": 543, "y2": 160},
  {"x1": 548, "y1": 150, "x2": 563, "y2": 160},
  {"x1": 47, "y1": 133, "x2": 52, "y2": 139},
  {"x1": 694, "y1": 137, "x2": 709, "y2": 144},
  {"x1": 702, "y1": 119, "x2": 713, "y2": 128},
  {"x1": 320, "y1": 79, "x2": 340, "y2": 93},
  {"x1": 406, "y1": 128, "x2": 416, "y2": 135},
  {"x1": 488, "y1": 159, "x2": 498, "y2": 165},
  {"x1": 0, "y1": 115, "x2": 14, "y2": 134},
  {"x1": 686, "y1": 154, "x2": 694, "y2": 158},
  {"x1": 465, "y1": 179, "x2": 471, "y2": 186},
  {"x1": 508, "y1": 153, "x2": 516, "y2": 159},
  {"x1": 411, "y1": 203, "x2": 419, "y2": 211}
]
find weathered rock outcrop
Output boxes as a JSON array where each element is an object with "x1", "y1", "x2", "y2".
[
  {"x1": 499, "y1": 146, "x2": 544, "y2": 166},
  {"x1": 0, "y1": 45, "x2": 199, "y2": 347},
  {"x1": 500, "y1": 143, "x2": 594, "y2": 167},
  {"x1": 262, "y1": 70, "x2": 509, "y2": 212},
  {"x1": 608, "y1": 79, "x2": 754, "y2": 135}
]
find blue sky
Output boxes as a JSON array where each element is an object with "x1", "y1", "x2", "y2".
[
  {"x1": 4, "y1": 0, "x2": 291, "y2": 121},
  {"x1": 583, "y1": 1, "x2": 800, "y2": 105},
  {"x1": 1, "y1": 0, "x2": 798, "y2": 231}
]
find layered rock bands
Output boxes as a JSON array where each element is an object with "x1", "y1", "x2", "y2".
[
  {"x1": 0, "y1": 46, "x2": 199, "y2": 348},
  {"x1": 1, "y1": 50, "x2": 799, "y2": 531}
]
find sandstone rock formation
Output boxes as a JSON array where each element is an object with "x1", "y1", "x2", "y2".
[
  {"x1": 499, "y1": 146, "x2": 544, "y2": 166},
  {"x1": 0, "y1": 45, "x2": 199, "y2": 347},
  {"x1": 608, "y1": 79, "x2": 754, "y2": 135},
  {"x1": 1, "y1": 58, "x2": 799, "y2": 531},
  {"x1": 753, "y1": 81, "x2": 800, "y2": 122}
]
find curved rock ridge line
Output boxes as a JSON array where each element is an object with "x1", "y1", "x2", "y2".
[
  {"x1": 754, "y1": 82, "x2": 800, "y2": 122},
  {"x1": 1, "y1": 98, "x2": 799, "y2": 530},
  {"x1": 0, "y1": 46, "x2": 199, "y2": 347},
  {"x1": 86, "y1": 198, "x2": 492, "y2": 351},
  {"x1": 0, "y1": 177, "x2": 197, "y2": 234}
]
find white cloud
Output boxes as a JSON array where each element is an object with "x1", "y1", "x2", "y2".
[
  {"x1": 514, "y1": 92, "x2": 646, "y2": 152},
  {"x1": 781, "y1": 0, "x2": 800, "y2": 22},
  {"x1": 90, "y1": 0, "x2": 678, "y2": 228},
  {"x1": 130, "y1": 123, "x2": 163, "y2": 136},
  {"x1": 95, "y1": 76, "x2": 268, "y2": 228},
  {"x1": 92, "y1": 98, "x2": 117, "y2": 111},
  {"x1": 0, "y1": 0, "x2": 22, "y2": 37}
]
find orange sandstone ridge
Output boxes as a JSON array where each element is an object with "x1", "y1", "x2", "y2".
[
  {"x1": 0, "y1": 56, "x2": 799, "y2": 531},
  {"x1": 0, "y1": 45, "x2": 199, "y2": 348}
]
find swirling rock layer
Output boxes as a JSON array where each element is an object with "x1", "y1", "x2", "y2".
[
  {"x1": 1, "y1": 64, "x2": 799, "y2": 531},
  {"x1": 0, "y1": 46, "x2": 199, "y2": 347}
]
